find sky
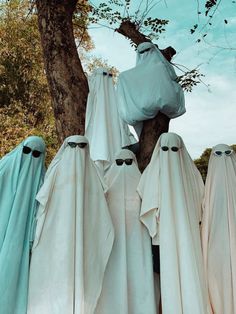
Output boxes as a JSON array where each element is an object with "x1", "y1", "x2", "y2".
[{"x1": 88, "y1": 0, "x2": 236, "y2": 159}]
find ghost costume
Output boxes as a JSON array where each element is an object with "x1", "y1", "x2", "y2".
[
  {"x1": 117, "y1": 42, "x2": 185, "y2": 135},
  {"x1": 85, "y1": 67, "x2": 136, "y2": 173},
  {"x1": 95, "y1": 149, "x2": 156, "y2": 314},
  {"x1": 137, "y1": 132, "x2": 208, "y2": 314},
  {"x1": 0, "y1": 136, "x2": 45, "y2": 314},
  {"x1": 201, "y1": 144, "x2": 236, "y2": 314},
  {"x1": 27, "y1": 135, "x2": 114, "y2": 314}
]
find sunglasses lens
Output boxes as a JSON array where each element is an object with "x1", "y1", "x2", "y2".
[
  {"x1": 171, "y1": 146, "x2": 179, "y2": 152},
  {"x1": 103, "y1": 71, "x2": 107, "y2": 76},
  {"x1": 214, "y1": 151, "x2": 222, "y2": 156},
  {"x1": 161, "y1": 146, "x2": 169, "y2": 151},
  {"x1": 125, "y1": 159, "x2": 133, "y2": 165},
  {"x1": 116, "y1": 159, "x2": 123, "y2": 166},
  {"x1": 32, "y1": 150, "x2": 41, "y2": 158},
  {"x1": 109, "y1": 73, "x2": 113, "y2": 77},
  {"x1": 225, "y1": 150, "x2": 233, "y2": 156},
  {"x1": 78, "y1": 143, "x2": 87, "y2": 148},
  {"x1": 68, "y1": 142, "x2": 77, "y2": 148},
  {"x1": 23, "y1": 146, "x2": 31, "y2": 154}
]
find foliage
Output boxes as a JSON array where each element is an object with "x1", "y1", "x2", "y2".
[
  {"x1": 194, "y1": 148, "x2": 212, "y2": 182},
  {"x1": 0, "y1": 105, "x2": 59, "y2": 165},
  {"x1": 0, "y1": 0, "x2": 58, "y2": 162},
  {"x1": 0, "y1": 0, "x2": 93, "y2": 163},
  {"x1": 74, "y1": 0, "x2": 95, "y2": 50},
  {"x1": 89, "y1": 0, "x2": 168, "y2": 41},
  {"x1": 176, "y1": 69, "x2": 205, "y2": 93},
  {"x1": 82, "y1": 54, "x2": 119, "y2": 79}
]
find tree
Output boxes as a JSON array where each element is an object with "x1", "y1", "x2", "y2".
[
  {"x1": 0, "y1": 0, "x2": 93, "y2": 161},
  {"x1": 194, "y1": 148, "x2": 212, "y2": 182},
  {"x1": 0, "y1": 0, "x2": 58, "y2": 161},
  {"x1": 35, "y1": 0, "x2": 180, "y2": 171}
]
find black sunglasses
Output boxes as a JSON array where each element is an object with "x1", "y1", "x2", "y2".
[
  {"x1": 115, "y1": 158, "x2": 133, "y2": 166},
  {"x1": 68, "y1": 142, "x2": 87, "y2": 148},
  {"x1": 214, "y1": 150, "x2": 233, "y2": 156},
  {"x1": 161, "y1": 146, "x2": 179, "y2": 152},
  {"x1": 23, "y1": 146, "x2": 42, "y2": 158},
  {"x1": 103, "y1": 71, "x2": 113, "y2": 77}
]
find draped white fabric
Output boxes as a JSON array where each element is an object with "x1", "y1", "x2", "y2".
[
  {"x1": 95, "y1": 149, "x2": 157, "y2": 314},
  {"x1": 117, "y1": 42, "x2": 185, "y2": 127},
  {"x1": 85, "y1": 68, "x2": 136, "y2": 171},
  {"x1": 201, "y1": 144, "x2": 236, "y2": 314},
  {"x1": 27, "y1": 135, "x2": 114, "y2": 314},
  {"x1": 137, "y1": 132, "x2": 208, "y2": 314}
]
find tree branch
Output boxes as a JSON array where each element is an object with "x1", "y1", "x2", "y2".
[{"x1": 116, "y1": 20, "x2": 151, "y2": 46}]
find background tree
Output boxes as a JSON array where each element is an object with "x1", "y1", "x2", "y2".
[{"x1": 0, "y1": 0, "x2": 94, "y2": 161}]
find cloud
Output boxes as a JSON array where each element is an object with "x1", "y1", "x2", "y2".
[
  {"x1": 88, "y1": 28, "x2": 136, "y2": 71},
  {"x1": 170, "y1": 73, "x2": 236, "y2": 158}
]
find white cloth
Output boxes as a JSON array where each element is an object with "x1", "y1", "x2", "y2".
[
  {"x1": 137, "y1": 132, "x2": 208, "y2": 314},
  {"x1": 117, "y1": 42, "x2": 185, "y2": 127},
  {"x1": 27, "y1": 135, "x2": 114, "y2": 314},
  {"x1": 201, "y1": 144, "x2": 236, "y2": 314},
  {"x1": 85, "y1": 67, "x2": 136, "y2": 171},
  {"x1": 95, "y1": 149, "x2": 157, "y2": 314}
]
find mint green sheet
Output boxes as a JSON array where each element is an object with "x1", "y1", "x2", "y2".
[{"x1": 0, "y1": 136, "x2": 45, "y2": 314}]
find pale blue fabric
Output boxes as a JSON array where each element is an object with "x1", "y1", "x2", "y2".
[
  {"x1": 117, "y1": 42, "x2": 186, "y2": 133},
  {"x1": 0, "y1": 136, "x2": 46, "y2": 314}
]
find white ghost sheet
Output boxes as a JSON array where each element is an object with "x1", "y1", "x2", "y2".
[
  {"x1": 95, "y1": 149, "x2": 157, "y2": 314},
  {"x1": 85, "y1": 67, "x2": 136, "y2": 171},
  {"x1": 137, "y1": 132, "x2": 209, "y2": 314},
  {"x1": 201, "y1": 144, "x2": 236, "y2": 314},
  {"x1": 117, "y1": 42, "x2": 185, "y2": 128},
  {"x1": 27, "y1": 135, "x2": 114, "y2": 314}
]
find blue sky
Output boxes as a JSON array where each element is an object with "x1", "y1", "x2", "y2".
[{"x1": 87, "y1": 0, "x2": 236, "y2": 158}]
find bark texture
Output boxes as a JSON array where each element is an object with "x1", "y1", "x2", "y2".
[
  {"x1": 137, "y1": 113, "x2": 170, "y2": 172},
  {"x1": 116, "y1": 20, "x2": 151, "y2": 46},
  {"x1": 36, "y1": 0, "x2": 88, "y2": 142}
]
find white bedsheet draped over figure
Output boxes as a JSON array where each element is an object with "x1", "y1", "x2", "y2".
[
  {"x1": 201, "y1": 144, "x2": 236, "y2": 314},
  {"x1": 117, "y1": 42, "x2": 185, "y2": 135},
  {"x1": 0, "y1": 136, "x2": 45, "y2": 314},
  {"x1": 137, "y1": 132, "x2": 209, "y2": 314},
  {"x1": 85, "y1": 67, "x2": 136, "y2": 172},
  {"x1": 95, "y1": 149, "x2": 157, "y2": 314},
  {"x1": 27, "y1": 135, "x2": 114, "y2": 314}
]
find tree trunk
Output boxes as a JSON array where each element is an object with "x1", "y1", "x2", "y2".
[
  {"x1": 36, "y1": 0, "x2": 88, "y2": 143},
  {"x1": 137, "y1": 113, "x2": 170, "y2": 172},
  {"x1": 36, "y1": 2, "x2": 169, "y2": 170}
]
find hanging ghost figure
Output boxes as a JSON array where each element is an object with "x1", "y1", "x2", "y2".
[
  {"x1": 0, "y1": 136, "x2": 46, "y2": 314},
  {"x1": 137, "y1": 132, "x2": 209, "y2": 314},
  {"x1": 95, "y1": 149, "x2": 157, "y2": 314},
  {"x1": 117, "y1": 42, "x2": 185, "y2": 136},
  {"x1": 27, "y1": 135, "x2": 114, "y2": 314},
  {"x1": 201, "y1": 144, "x2": 236, "y2": 314},
  {"x1": 85, "y1": 68, "x2": 136, "y2": 174}
]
